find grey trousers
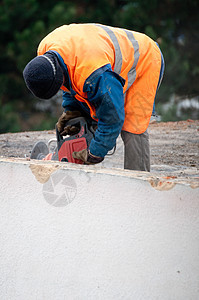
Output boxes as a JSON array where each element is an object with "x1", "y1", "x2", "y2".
[{"x1": 121, "y1": 130, "x2": 150, "y2": 172}]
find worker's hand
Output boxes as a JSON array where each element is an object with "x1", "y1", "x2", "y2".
[
  {"x1": 60, "y1": 124, "x2": 80, "y2": 136},
  {"x1": 72, "y1": 149, "x2": 104, "y2": 164},
  {"x1": 56, "y1": 111, "x2": 81, "y2": 136}
]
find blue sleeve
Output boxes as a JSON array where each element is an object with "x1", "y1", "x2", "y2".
[
  {"x1": 62, "y1": 91, "x2": 81, "y2": 111},
  {"x1": 84, "y1": 67, "x2": 125, "y2": 157},
  {"x1": 62, "y1": 91, "x2": 91, "y2": 117}
]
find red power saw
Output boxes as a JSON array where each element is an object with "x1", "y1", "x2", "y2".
[{"x1": 55, "y1": 117, "x2": 95, "y2": 164}]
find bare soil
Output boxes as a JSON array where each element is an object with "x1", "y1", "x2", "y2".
[
  {"x1": 0, "y1": 120, "x2": 198, "y2": 175},
  {"x1": 148, "y1": 119, "x2": 199, "y2": 169}
]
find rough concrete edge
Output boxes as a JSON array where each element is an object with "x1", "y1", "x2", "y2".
[{"x1": 1, "y1": 157, "x2": 198, "y2": 190}]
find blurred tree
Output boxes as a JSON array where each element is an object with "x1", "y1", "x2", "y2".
[
  {"x1": 0, "y1": 0, "x2": 198, "y2": 133},
  {"x1": 115, "y1": 0, "x2": 199, "y2": 100}
]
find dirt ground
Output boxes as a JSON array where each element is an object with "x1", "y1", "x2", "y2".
[
  {"x1": 148, "y1": 119, "x2": 199, "y2": 168},
  {"x1": 0, "y1": 120, "x2": 198, "y2": 175}
]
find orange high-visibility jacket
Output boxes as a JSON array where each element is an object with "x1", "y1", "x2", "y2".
[{"x1": 38, "y1": 24, "x2": 162, "y2": 134}]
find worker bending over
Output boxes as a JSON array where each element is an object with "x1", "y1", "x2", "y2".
[{"x1": 23, "y1": 23, "x2": 164, "y2": 171}]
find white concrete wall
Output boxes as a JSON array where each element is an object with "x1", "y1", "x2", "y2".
[{"x1": 0, "y1": 158, "x2": 199, "y2": 300}]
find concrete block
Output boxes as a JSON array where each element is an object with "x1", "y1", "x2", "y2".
[{"x1": 0, "y1": 158, "x2": 199, "y2": 299}]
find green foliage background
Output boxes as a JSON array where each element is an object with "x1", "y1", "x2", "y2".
[{"x1": 0, "y1": 0, "x2": 199, "y2": 133}]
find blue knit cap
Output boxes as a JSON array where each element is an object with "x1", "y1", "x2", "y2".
[{"x1": 23, "y1": 52, "x2": 63, "y2": 99}]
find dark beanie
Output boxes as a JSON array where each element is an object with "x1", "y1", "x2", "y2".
[{"x1": 23, "y1": 52, "x2": 63, "y2": 99}]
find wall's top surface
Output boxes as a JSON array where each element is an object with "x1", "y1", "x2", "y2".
[
  {"x1": 0, "y1": 157, "x2": 198, "y2": 189},
  {"x1": 0, "y1": 158, "x2": 199, "y2": 299}
]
